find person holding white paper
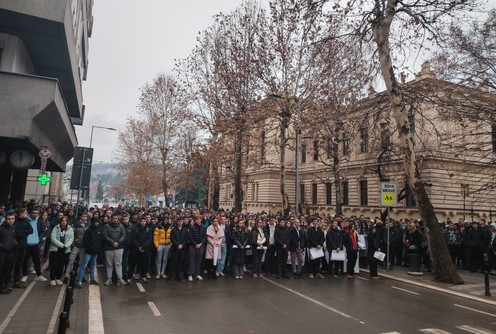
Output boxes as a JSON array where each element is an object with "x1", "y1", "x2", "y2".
[
  {"x1": 367, "y1": 220, "x2": 385, "y2": 279},
  {"x1": 250, "y1": 219, "x2": 268, "y2": 278},
  {"x1": 326, "y1": 219, "x2": 344, "y2": 277},
  {"x1": 306, "y1": 217, "x2": 325, "y2": 279},
  {"x1": 205, "y1": 218, "x2": 224, "y2": 279}
]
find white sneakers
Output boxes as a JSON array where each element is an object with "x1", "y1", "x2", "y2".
[
  {"x1": 188, "y1": 276, "x2": 193, "y2": 282},
  {"x1": 35, "y1": 275, "x2": 47, "y2": 282},
  {"x1": 21, "y1": 276, "x2": 28, "y2": 283},
  {"x1": 50, "y1": 280, "x2": 57, "y2": 286},
  {"x1": 161, "y1": 273, "x2": 167, "y2": 279},
  {"x1": 196, "y1": 275, "x2": 203, "y2": 281},
  {"x1": 55, "y1": 280, "x2": 63, "y2": 286}
]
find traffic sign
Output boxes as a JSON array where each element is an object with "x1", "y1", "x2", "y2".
[{"x1": 380, "y1": 182, "x2": 397, "y2": 207}]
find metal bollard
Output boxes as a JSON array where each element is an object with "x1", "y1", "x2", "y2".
[
  {"x1": 57, "y1": 311, "x2": 69, "y2": 334},
  {"x1": 483, "y1": 253, "x2": 491, "y2": 297}
]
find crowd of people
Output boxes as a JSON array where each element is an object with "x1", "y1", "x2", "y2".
[{"x1": 0, "y1": 201, "x2": 495, "y2": 294}]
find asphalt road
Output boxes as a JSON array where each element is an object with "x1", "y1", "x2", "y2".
[{"x1": 98, "y1": 272, "x2": 496, "y2": 334}]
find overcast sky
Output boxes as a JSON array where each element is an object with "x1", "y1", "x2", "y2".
[
  {"x1": 77, "y1": 0, "x2": 251, "y2": 163},
  {"x1": 77, "y1": 0, "x2": 495, "y2": 164}
]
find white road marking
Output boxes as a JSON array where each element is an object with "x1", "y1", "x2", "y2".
[
  {"x1": 391, "y1": 286, "x2": 420, "y2": 295},
  {"x1": 264, "y1": 277, "x2": 365, "y2": 324},
  {"x1": 46, "y1": 285, "x2": 66, "y2": 334},
  {"x1": 89, "y1": 270, "x2": 105, "y2": 334},
  {"x1": 457, "y1": 325, "x2": 496, "y2": 334},
  {"x1": 419, "y1": 329, "x2": 452, "y2": 333},
  {"x1": 136, "y1": 283, "x2": 146, "y2": 292},
  {"x1": 454, "y1": 304, "x2": 496, "y2": 318},
  {"x1": 148, "y1": 301, "x2": 161, "y2": 317},
  {"x1": 380, "y1": 332, "x2": 401, "y2": 334},
  {"x1": 356, "y1": 276, "x2": 370, "y2": 281},
  {"x1": 0, "y1": 262, "x2": 49, "y2": 332}
]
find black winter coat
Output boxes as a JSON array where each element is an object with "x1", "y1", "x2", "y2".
[
  {"x1": 14, "y1": 217, "x2": 33, "y2": 248},
  {"x1": 274, "y1": 226, "x2": 290, "y2": 250},
  {"x1": 83, "y1": 225, "x2": 102, "y2": 255},
  {"x1": 231, "y1": 228, "x2": 248, "y2": 265},
  {"x1": 0, "y1": 223, "x2": 17, "y2": 251},
  {"x1": 289, "y1": 226, "x2": 305, "y2": 252},
  {"x1": 306, "y1": 226, "x2": 324, "y2": 248},
  {"x1": 189, "y1": 223, "x2": 207, "y2": 246},
  {"x1": 171, "y1": 226, "x2": 189, "y2": 250},
  {"x1": 326, "y1": 228, "x2": 343, "y2": 250},
  {"x1": 121, "y1": 222, "x2": 136, "y2": 250},
  {"x1": 134, "y1": 225, "x2": 153, "y2": 250}
]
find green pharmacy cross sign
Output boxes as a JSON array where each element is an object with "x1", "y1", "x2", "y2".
[{"x1": 37, "y1": 173, "x2": 51, "y2": 185}]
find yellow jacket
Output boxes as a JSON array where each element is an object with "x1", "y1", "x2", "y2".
[{"x1": 154, "y1": 225, "x2": 171, "y2": 248}]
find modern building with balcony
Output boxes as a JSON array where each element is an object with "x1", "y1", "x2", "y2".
[{"x1": 0, "y1": 0, "x2": 94, "y2": 204}]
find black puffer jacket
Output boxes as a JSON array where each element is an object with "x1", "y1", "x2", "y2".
[
  {"x1": 83, "y1": 222, "x2": 102, "y2": 255},
  {"x1": 0, "y1": 222, "x2": 17, "y2": 251}
]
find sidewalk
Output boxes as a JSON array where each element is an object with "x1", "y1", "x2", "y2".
[
  {"x1": 0, "y1": 262, "x2": 89, "y2": 334},
  {"x1": 361, "y1": 265, "x2": 496, "y2": 306}
]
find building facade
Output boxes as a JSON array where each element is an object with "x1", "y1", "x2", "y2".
[
  {"x1": 0, "y1": 0, "x2": 94, "y2": 204},
  {"x1": 219, "y1": 63, "x2": 496, "y2": 222}
]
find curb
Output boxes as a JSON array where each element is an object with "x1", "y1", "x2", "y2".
[{"x1": 360, "y1": 269, "x2": 496, "y2": 307}]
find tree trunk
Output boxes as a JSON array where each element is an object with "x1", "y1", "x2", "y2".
[
  {"x1": 332, "y1": 141, "x2": 342, "y2": 216},
  {"x1": 279, "y1": 114, "x2": 291, "y2": 218},
  {"x1": 161, "y1": 150, "x2": 169, "y2": 208},
  {"x1": 234, "y1": 128, "x2": 243, "y2": 213},
  {"x1": 207, "y1": 132, "x2": 219, "y2": 210},
  {"x1": 373, "y1": 10, "x2": 463, "y2": 284}
]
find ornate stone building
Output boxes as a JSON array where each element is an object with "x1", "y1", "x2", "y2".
[{"x1": 219, "y1": 63, "x2": 496, "y2": 221}]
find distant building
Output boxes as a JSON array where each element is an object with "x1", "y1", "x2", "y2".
[
  {"x1": 0, "y1": 0, "x2": 94, "y2": 204},
  {"x1": 218, "y1": 63, "x2": 496, "y2": 221}
]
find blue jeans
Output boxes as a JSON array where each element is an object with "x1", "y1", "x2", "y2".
[
  {"x1": 217, "y1": 244, "x2": 227, "y2": 273},
  {"x1": 77, "y1": 253, "x2": 97, "y2": 284}
]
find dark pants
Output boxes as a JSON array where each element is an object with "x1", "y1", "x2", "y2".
[
  {"x1": 49, "y1": 249, "x2": 69, "y2": 280},
  {"x1": 368, "y1": 251, "x2": 378, "y2": 277},
  {"x1": 347, "y1": 250, "x2": 358, "y2": 275},
  {"x1": 309, "y1": 257, "x2": 321, "y2": 275},
  {"x1": 0, "y1": 250, "x2": 14, "y2": 288},
  {"x1": 129, "y1": 249, "x2": 149, "y2": 278},
  {"x1": 276, "y1": 248, "x2": 288, "y2": 276},
  {"x1": 12, "y1": 246, "x2": 27, "y2": 282},
  {"x1": 205, "y1": 259, "x2": 217, "y2": 279},
  {"x1": 448, "y1": 244, "x2": 461, "y2": 266},
  {"x1": 188, "y1": 245, "x2": 204, "y2": 277},
  {"x1": 168, "y1": 249, "x2": 184, "y2": 281},
  {"x1": 470, "y1": 246, "x2": 483, "y2": 272},
  {"x1": 23, "y1": 244, "x2": 42, "y2": 276},
  {"x1": 252, "y1": 249, "x2": 264, "y2": 275},
  {"x1": 264, "y1": 244, "x2": 277, "y2": 275},
  {"x1": 122, "y1": 248, "x2": 131, "y2": 280}
]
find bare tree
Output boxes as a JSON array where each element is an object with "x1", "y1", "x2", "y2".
[
  {"x1": 138, "y1": 74, "x2": 192, "y2": 207},
  {"x1": 181, "y1": 1, "x2": 265, "y2": 212},
  {"x1": 303, "y1": 0, "x2": 488, "y2": 283}
]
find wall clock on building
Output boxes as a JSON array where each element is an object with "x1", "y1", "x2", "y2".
[{"x1": 9, "y1": 150, "x2": 35, "y2": 170}]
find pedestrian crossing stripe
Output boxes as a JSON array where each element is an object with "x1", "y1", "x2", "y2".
[{"x1": 380, "y1": 325, "x2": 496, "y2": 334}]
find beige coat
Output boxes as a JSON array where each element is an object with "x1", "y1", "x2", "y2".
[{"x1": 205, "y1": 224, "x2": 224, "y2": 260}]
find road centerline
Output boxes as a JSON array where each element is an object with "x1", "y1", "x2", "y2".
[
  {"x1": 263, "y1": 277, "x2": 365, "y2": 324},
  {"x1": 136, "y1": 283, "x2": 146, "y2": 292},
  {"x1": 391, "y1": 286, "x2": 420, "y2": 295},
  {"x1": 148, "y1": 301, "x2": 161, "y2": 316},
  {"x1": 454, "y1": 304, "x2": 496, "y2": 318}
]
